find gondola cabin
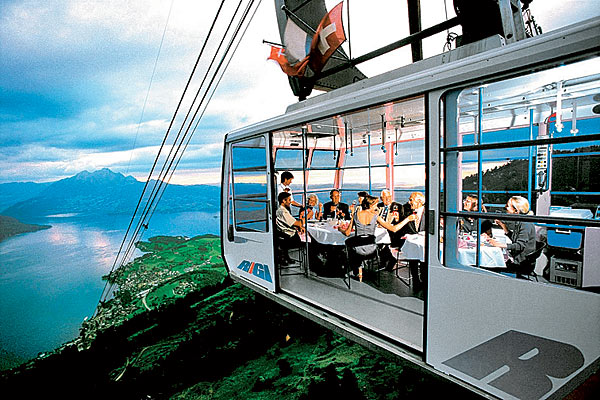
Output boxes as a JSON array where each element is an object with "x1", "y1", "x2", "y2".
[{"x1": 221, "y1": 13, "x2": 600, "y2": 399}]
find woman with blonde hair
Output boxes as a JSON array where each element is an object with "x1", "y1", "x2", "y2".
[{"x1": 486, "y1": 196, "x2": 536, "y2": 272}]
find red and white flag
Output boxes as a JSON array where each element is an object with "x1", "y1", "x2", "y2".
[
  {"x1": 267, "y1": 2, "x2": 345, "y2": 77},
  {"x1": 308, "y1": 1, "x2": 346, "y2": 74},
  {"x1": 267, "y1": 45, "x2": 309, "y2": 77}
]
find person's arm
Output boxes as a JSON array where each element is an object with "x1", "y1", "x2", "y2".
[
  {"x1": 323, "y1": 203, "x2": 333, "y2": 219},
  {"x1": 489, "y1": 221, "x2": 526, "y2": 250},
  {"x1": 292, "y1": 219, "x2": 305, "y2": 233},
  {"x1": 315, "y1": 203, "x2": 323, "y2": 220},
  {"x1": 378, "y1": 214, "x2": 416, "y2": 232},
  {"x1": 336, "y1": 204, "x2": 348, "y2": 220},
  {"x1": 494, "y1": 219, "x2": 509, "y2": 234},
  {"x1": 305, "y1": 208, "x2": 314, "y2": 220},
  {"x1": 505, "y1": 222, "x2": 532, "y2": 255},
  {"x1": 283, "y1": 208, "x2": 305, "y2": 234},
  {"x1": 338, "y1": 214, "x2": 354, "y2": 236}
]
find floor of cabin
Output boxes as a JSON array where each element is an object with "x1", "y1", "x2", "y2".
[{"x1": 279, "y1": 253, "x2": 424, "y2": 352}]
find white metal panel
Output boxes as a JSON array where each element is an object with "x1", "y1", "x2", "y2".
[
  {"x1": 583, "y1": 227, "x2": 600, "y2": 287},
  {"x1": 224, "y1": 236, "x2": 276, "y2": 291},
  {"x1": 426, "y1": 256, "x2": 600, "y2": 399}
]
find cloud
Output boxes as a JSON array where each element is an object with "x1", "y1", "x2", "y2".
[{"x1": 1, "y1": 0, "x2": 599, "y2": 185}]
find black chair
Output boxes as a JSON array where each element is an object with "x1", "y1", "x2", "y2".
[
  {"x1": 345, "y1": 234, "x2": 381, "y2": 288},
  {"x1": 517, "y1": 241, "x2": 546, "y2": 281},
  {"x1": 276, "y1": 230, "x2": 306, "y2": 275},
  {"x1": 393, "y1": 247, "x2": 412, "y2": 287}
]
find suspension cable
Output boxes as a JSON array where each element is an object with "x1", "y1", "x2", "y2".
[
  {"x1": 97, "y1": 0, "x2": 262, "y2": 308},
  {"x1": 116, "y1": 0, "x2": 251, "y2": 270},
  {"x1": 97, "y1": 0, "x2": 229, "y2": 308},
  {"x1": 149, "y1": 0, "x2": 262, "y2": 225}
]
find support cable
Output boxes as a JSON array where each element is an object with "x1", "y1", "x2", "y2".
[
  {"x1": 149, "y1": 0, "x2": 261, "y2": 224},
  {"x1": 118, "y1": 0, "x2": 253, "y2": 269},
  {"x1": 97, "y1": 0, "x2": 229, "y2": 307},
  {"x1": 98, "y1": 0, "x2": 261, "y2": 306},
  {"x1": 116, "y1": 0, "x2": 249, "y2": 269}
]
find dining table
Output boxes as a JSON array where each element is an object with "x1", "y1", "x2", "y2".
[
  {"x1": 306, "y1": 220, "x2": 391, "y2": 246},
  {"x1": 398, "y1": 229, "x2": 509, "y2": 268}
]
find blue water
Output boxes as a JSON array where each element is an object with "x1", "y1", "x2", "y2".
[{"x1": 0, "y1": 211, "x2": 219, "y2": 360}]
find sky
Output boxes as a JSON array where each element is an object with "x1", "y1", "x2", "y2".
[{"x1": 1, "y1": 0, "x2": 599, "y2": 185}]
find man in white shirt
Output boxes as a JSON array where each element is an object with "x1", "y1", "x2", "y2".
[
  {"x1": 400, "y1": 192, "x2": 426, "y2": 293},
  {"x1": 276, "y1": 191, "x2": 304, "y2": 265},
  {"x1": 278, "y1": 171, "x2": 301, "y2": 208}
]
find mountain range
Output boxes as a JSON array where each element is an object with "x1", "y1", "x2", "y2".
[{"x1": 0, "y1": 168, "x2": 221, "y2": 222}]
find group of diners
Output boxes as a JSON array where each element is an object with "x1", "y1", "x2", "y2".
[
  {"x1": 275, "y1": 171, "x2": 428, "y2": 289},
  {"x1": 459, "y1": 194, "x2": 538, "y2": 276},
  {"x1": 337, "y1": 190, "x2": 426, "y2": 286},
  {"x1": 276, "y1": 170, "x2": 539, "y2": 287}
]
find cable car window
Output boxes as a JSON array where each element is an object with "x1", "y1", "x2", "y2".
[
  {"x1": 307, "y1": 169, "x2": 335, "y2": 191},
  {"x1": 275, "y1": 148, "x2": 304, "y2": 170},
  {"x1": 231, "y1": 137, "x2": 269, "y2": 233},
  {"x1": 311, "y1": 149, "x2": 339, "y2": 168},
  {"x1": 441, "y1": 56, "x2": 600, "y2": 290}
]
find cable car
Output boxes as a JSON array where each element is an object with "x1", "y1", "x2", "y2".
[{"x1": 221, "y1": 3, "x2": 600, "y2": 398}]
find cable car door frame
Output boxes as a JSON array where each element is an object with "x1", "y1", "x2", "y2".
[{"x1": 225, "y1": 132, "x2": 276, "y2": 292}]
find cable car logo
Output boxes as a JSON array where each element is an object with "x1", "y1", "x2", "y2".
[
  {"x1": 237, "y1": 260, "x2": 273, "y2": 283},
  {"x1": 443, "y1": 330, "x2": 584, "y2": 399}
]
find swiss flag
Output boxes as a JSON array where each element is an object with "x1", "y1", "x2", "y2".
[
  {"x1": 267, "y1": 45, "x2": 309, "y2": 77},
  {"x1": 308, "y1": 2, "x2": 346, "y2": 74}
]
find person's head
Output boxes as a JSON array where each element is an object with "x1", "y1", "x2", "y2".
[
  {"x1": 357, "y1": 191, "x2": 368, "y2": 204},
  {"x1": 307, "y1": 193, "x2": 319, "y2": 207},
  {"x1": 408, "y1": 192, "x2": 425, "y2": 210},
  {"x1": 330, "y1": 189, "x2": 341, "y2": 204},
  {"x1": 361, "y1": 195, "x2": 379, "y2": 211},
  {"x1": 463, "y1": 195, "x2": 478, "y2": 211},
  {"x1": 481, "y1": 219, "x2": 493, "y2": 236},
  {"x1": 380, "y1": 189, "x2": 392, "y2": 206},
  {"x1": 278, "y1": 191, "x2": 291, "y2": 206},
  {"x1": 281, "y1": 171, "x2": 294, "y2": 185},
  {"x1": 506, "y1": 196, "x2": 531, "y2": 215}
]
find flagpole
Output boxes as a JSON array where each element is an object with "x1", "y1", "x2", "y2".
[
  {"x1": 262, "y1": 39, "x2": 284, "y2": 48},
  {"x1": 347, "y1": 0, "x2": 351, "y2": 60},
  {"x1": 318, "y1": 16, "x2": 459, "y2": 80}
]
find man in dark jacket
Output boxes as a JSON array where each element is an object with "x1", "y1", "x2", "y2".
[{"x1": 322, "y1": 189, "x2": 350, "y2": 220}]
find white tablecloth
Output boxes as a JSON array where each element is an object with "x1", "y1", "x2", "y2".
[
  {"x1": 400, "y1": 233, "x2": 425, "y2": 261},
  {"x1": 456, "y1": 229, "x2": 509, "y2": 267},
  {"x1": 399, "y1": 232, "x2": 508, "y2": 267},
  {"x1": 457, "y1": 246, "x2": 506, "y2": 267},
  {"x1": 307, "y1": 222, "x2": 390, "y2": 246}
]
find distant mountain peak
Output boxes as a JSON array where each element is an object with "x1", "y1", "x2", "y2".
[{"x1": 70, "y1": 168, "x2": 138, "y2": 184}]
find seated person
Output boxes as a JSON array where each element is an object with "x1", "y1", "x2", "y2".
[
  {"x1": 351, "y1": 191, "x2": 369, "y2": 214},
  {"x1": 394, "y1": 192, "x2": 425, "y2": 235},
  {"x1": 460, "y1": 195, "x2": 487, "y2": 233},
  {"x1": 322, "y1": 189, "x2": 350, "y2": 220},
  {"x1": 485, "y1": 196, "x2": 536, "y2": 275},
  {"x1": 481, "y1": 219, "x2": 493, "y2": 238},
  {"x1": 377, "y1": 189, "x2": 402, "y2": 223},
  {"x1": 276, "y1": 191, "x2": 305, "y2": 265},
  {"x1": 338, "y1": 195, "x2": 387, "y2": 281},
  {"x1": 278, "y1": 171, "x2": 301, "y2": 208},
  {"x1": 379, "y1": 192, "x2": 426, "y2": 291},
  {"x1": 377, "y1": 189, "x2": 403, "y2": 270},
  {"x1": 298, "y1": 194, "x2": 323, "y2": 222}
]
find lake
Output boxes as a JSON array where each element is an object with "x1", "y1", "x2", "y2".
[{"x1": 0, "y1": 211, "x2": 220, "y2": 361}]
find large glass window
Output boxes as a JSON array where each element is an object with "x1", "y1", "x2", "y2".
[
  {"x1": 272, "y1": 95, "x2": 428, "y2": 353},
  {"x1": 231, "y1": 136, "x2": 269, "y2": 232},
  {"x1": 441, "y1": 57, "x2": 600, "y2": 290}
]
